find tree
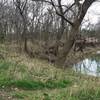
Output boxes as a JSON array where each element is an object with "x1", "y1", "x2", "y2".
[
  {"x1": 13, "y1": 0, "x2": 28, "y2": 52},
  {"x1": 33, "y1": 0, "x2": 97, "y2": 65}
]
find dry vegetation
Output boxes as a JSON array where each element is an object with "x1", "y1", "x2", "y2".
[{"x1": 0, "y1": 44, "x2": 100, "y2": 100}]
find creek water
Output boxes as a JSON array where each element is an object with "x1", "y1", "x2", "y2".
[{"x1": 74, "y1": 53, "x2": 100, "y2": 76}]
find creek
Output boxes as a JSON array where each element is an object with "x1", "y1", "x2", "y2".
[{"x1": 74, "y1": 52, "x2": 100, "y2": 76}]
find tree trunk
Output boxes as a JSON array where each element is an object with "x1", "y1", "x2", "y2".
[
  {"x1": 24, "y1": 37, "x2": 28, "y2": 52},
  {"x1": 21, "y1": 14, "x2": 28, "y2": 53},
  {"x1": 54, "y1": 0, "x2": 96, "y2": 66},
  {"x1": 56, "y1": 21, "x2": 79, "y2": 66}
]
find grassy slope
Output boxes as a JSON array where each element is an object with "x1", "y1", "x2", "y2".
[{"x1": 0, "y1": 44, "x2": 100, "y2": 100}]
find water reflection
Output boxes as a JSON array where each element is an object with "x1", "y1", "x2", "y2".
[{"x1": 74, "y1": 55, "x2": 100, "y2": 76}]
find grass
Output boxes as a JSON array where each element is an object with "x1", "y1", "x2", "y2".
[
  {"x1": 70, "y1": 88, "x2": 100, "y2": 100},
  {"x1": 0, "y1": 79, "x2": 71, "y2": 90},
  {"x1": 8, "y1": 87, "x2": 100, "y2": 100},
  {"x1": 0, "y1": 59, "x2": 71, "y2": 90},
  {"x1": 0, "y1": 44, "x2": 100, "y2": 99},
  {"x1": 0, "y1": 60, "x2": 12, "y2": 70}
]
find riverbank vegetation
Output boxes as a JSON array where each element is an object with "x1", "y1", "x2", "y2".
[{"x1": 0, "y1": 44, "x2": 100, "y2": 100}]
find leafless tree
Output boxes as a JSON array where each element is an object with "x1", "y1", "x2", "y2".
[
  {"x1": 33, "y1": 0, "x2": 97, "y2": 65},
  {"x1": 0, "y1": 0, "x2": 99, "y2": 65},
  {"x1": 13, "y1": 0, "x2": 29, "y2": 52}
]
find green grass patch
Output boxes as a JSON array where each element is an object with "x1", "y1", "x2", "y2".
[
  {"x1": 0, "y1": 60, "x2": 12, "y2": 70},
  {"x1": 0, "y1": 79, "x2": 71, "y2": 90},
  {"x1": 45, "y1": 80, "x2": 71, "y2": 89}
]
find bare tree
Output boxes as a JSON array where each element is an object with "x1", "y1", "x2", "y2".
[
  {"x1": 13, "y1": 0, "x2": 28, "y2": 52},
  {"x1": 33, "y1": 0, "x2": 97, "y2": 65},
  {"x1": 0, "y1": 0, "x2": 99, "y2": 65}
]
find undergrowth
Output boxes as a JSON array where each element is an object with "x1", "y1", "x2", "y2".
[{"x1": 0, "y1": 44, "x2": 100, "y2": 100}]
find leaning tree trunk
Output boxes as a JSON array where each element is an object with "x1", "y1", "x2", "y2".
[
  {"x1": 56, "y1": 21, "x2": 80, "y2": 66},
  {"x1": 55, "y1": 0, "x2": 96, "y2": 66}
]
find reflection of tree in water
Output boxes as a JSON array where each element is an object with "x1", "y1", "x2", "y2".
[
  {"x1": 74, "y1": 55, "x2": 100, "y2": 76},
  {"x1": 91, "y1": 55, "x2": 100, "y2": 76},
  {"x1": 96, "y1": 62, "x2": 100, "y2": 75},
  {"x1": 82, "y1": 59, "x2": 94, "y2": 74}
]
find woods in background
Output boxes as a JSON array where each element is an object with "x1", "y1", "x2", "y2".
[{"x1": 0, "y1": 0, "x2": 99, "y2": 66}]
